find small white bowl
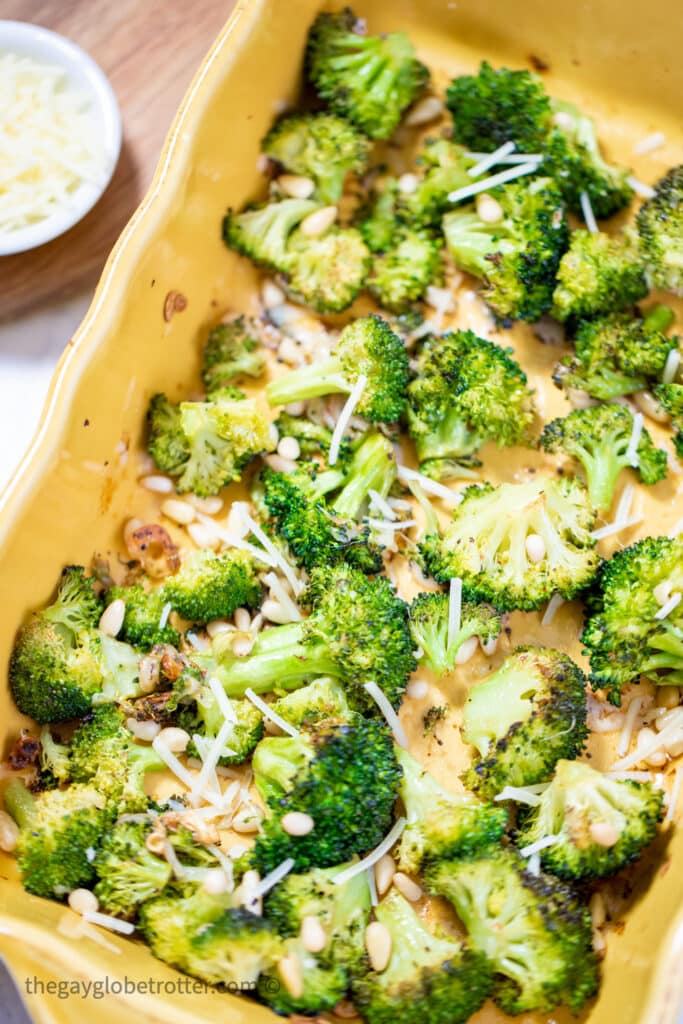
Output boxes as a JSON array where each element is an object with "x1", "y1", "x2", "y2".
[{"x1": 0, "y1": 20, "x2": 122, "y2": 256}]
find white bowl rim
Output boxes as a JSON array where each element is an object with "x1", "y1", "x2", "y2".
[{"x1": 0, "y1": 19, "x2": 122, "y2": 256}]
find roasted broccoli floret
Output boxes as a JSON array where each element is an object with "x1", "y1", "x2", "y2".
[
  {"x1": 287, "y1": 223, "x2": 371, "y2": 313},
  {"x1": 426, "y1": 847, "x2": 599, "y2": 1014},
  {"x1": 408, "y1": 591, "x2": 500, "y2": 675},
  {"x1": 442, "y1": 178, "x2": 568, "y2": 322},
  {"x1": 368, "y1": 228, "x2": 442, "y2": 312},
  {"x1": 552, "y1": 229, "x2": 648, "y2": 322},
  {"x1": 202, "y1": 316, "x2": 265, "y2": 393},
  {"x1": 515, "y1": 759, "x2": 664, "y2": 881},
  {"x1": 138, "y1": 886, "x2": 231, "y2": 972},
  {"x1": 147, "y1": 392, "x2": 271, "y2": 496},
  {"x1": 211, "y1": 564, "x2": 415, "y2": 710},
  {"x1": 222, "y1": 197, "x2": 318, "y2": 269},
  {"x1": 395, "y1": 746, "x2": 506, "y2": 872},
  {"x1": 38, "y1": 726, "x2": 71, "y2": 787},
  {"x1": 420, "y1": 477, "x2": 598, "y2": 611},
  {"x1": 93, "y1": 819, "x2": 172, "y2": 918},
  {"x1": 446, "y1": 62, "x2": 551, "y2": 153},
  {"x1": 359, "y1": 178, "x2": 399, "y2": 252},
  {"x1": 267, "y1": 314, "x2": 409, "y2": 423},
  {"x1": 656, "y1": 382, "x2": 683, "y2": 457},
  {"x1": 162, "y1": 548, "x2": 261, "y2": 624},
  {"x1": 582, "y1": 534, "x2": 683, "y2": 703},
  {"x1": 4, "y1": 778, "x2": 112, "y2": 899},
  {"x1": 263, "y1": 112, "x2": 371, "y2": 204},
  {"x1": 9, "y1": 566, "x2": 143, "y2": 724},
  {"x1": 554, "y1": 305, "x2": 677, "y2": 400},
  {"x1": 637, "y1": 165, "x2": 683, "y2": 295},
  {"x1": 352, "y1": 888, "x2": 493, "y2": 1024},
  {"x1": 305, "y1": 8, "x2": 429, "y2": 140},
  {"x1": 407, "y1": 330, "x2": 536, "y2": 478},
  {"x1": 541, "y1": 404, "x2": 668, "y2": 512},
  {"x1": 271, "y1": 678, "x2": 353, "y2": 728},
  {"x1": 397, "y1": 141, "x2": 473, "y2": 227},
  {"x1": 177, "y1": 683, "x2": 263, "y2": 766},
  {"x1": 251, "y1": 716, "x2": 401, "y2": 873},
  {"x1": 461, "y1": 647, "x2": 588, "y2": 798},
  {"x1": 104, "y1": 584, "x2": 180, "y2": 651},
  {"x1": 331, "y1": 430, "x2": 397, "y2": 519}
]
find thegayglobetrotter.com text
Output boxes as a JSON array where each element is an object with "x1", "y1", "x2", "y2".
[{"x1": 23, "y1": 975, "x2": 281, "y2": 1000}]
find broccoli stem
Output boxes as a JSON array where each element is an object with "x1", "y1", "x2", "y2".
[
  {"x1": 572, "y1": 441, "x2": 629, "y2": 512},
  {"x1": 413, "y1": 407, "x2": 481, "y2": 466},
  {"x1": 3, "y1": 779, "x2": 36, "y2": 829},
  {"x1": 332, "y1": 434, "x2": 394, "y2": 519},
  {"x1": 641, "y1": 628, "x2": 683, "y2": 680},
  {"x1": 267, "y1": 356, "x2": 351, "y2": 407},
  {"x1": 644, "y1": 304, "x2": 675, "y2": 333},
  {"x1": 215, "y1": 623, "x2": 339, "y2": 696}
]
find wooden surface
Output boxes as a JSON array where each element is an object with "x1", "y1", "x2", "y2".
[{"x1": 1, "y1": 0, "x2": 235, "y2": 321}]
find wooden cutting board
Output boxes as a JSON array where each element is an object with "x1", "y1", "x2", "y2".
[{"x1": 1, "y1": 0, "x2": 235, "y2": 321}]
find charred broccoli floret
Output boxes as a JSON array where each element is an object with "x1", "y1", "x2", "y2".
[
  {"x1": 267, "y1": 314, "x2": 409, "y2": 423},
  {"x1": 407, "y1": 330, "x2": 536, "y2": 479},
  {"x1": 93, "y1": 819, "x2": 172, "y2": 918},
  {"x1": 408, "y1": 591, "x2": 500, "y2": 675},
  {"x1": 442, "y1": 179, "x2": 568, "y2": 322},
  {"x1": 636, "y1": 165, "x2": 683, "y2": 295},
  {"x1": 552, "y1": 229, "x2": 647, "y2": 322},
  {"x1": 162, "y1": 548, "x2": 261, "y2": 624},
  {"x1": 177, "y1": 683, "x2": 264, "y2": 766},
  {"x1": 582, "y1": 534, "x2": 683, "y2": 703},
  {"x1": 305, "y1": 8, "x2": 429, "y2": 140},
  {"x1": 515, "y1": 759, "x2": 664, "y2": 881},
  {"x1": 251, "y1": 716, "x2": 401, "y2": 873},
  {"x1": 352, "y1": 888, "x2": 493, "y2": 1024},
  {"x1": 4, "y1": 778, "x2": 112, "y2": 899},
  {"x1": 368, "y1": 228, "x2": 442, "y2": 312},
  {"x1": 420, "y1": 477, "x2": 598, "y2": 611},
  {"x1": 395, "y1": 746, "x2": 506, "y2": 872},
  {"x1": 426, "y1": 847, "x2": 599, "y2": 1014},
  {"x1": 554, "y1": 305, "x2": 677, "y2": 400},
  {"x1": 211, "y1": 564, "x2": 415, "y2": 710},
  {"x1": 263, "y1": 112, "x2": 371, "y2": 204},
  {"x1": 202, "y1": 316, "x2": 265, "y2": 393},
  {"x1": 446, "y1": 62, "x2": 551, "y2": 153},
  {"x1": 461, "y1": 647, "x2": 588, "y2": 798},
  {"x1": 147, "y1": 392, "x2": 271, "y2": 496},
  {"x1": 271, "y1": 678, "x2": 353, "y2": 729},
  {"x1": 541, "y1": 404, "x2": 667, "y2": 512},
  {"x1": 656, "y1": 382, "x2": 683, "y2": 457},
  {"x1": 104, "y1": 584, "x2": 180, "y2": 651}
]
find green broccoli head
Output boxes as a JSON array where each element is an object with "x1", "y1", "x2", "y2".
[
  {"x1": 442, "y1": 178, "x2": 569, "y2": 322},
  {"x1": 177, "y1": 685, "x2": 264, "y2": 766},
  {"x1": 461, "y1": 647, "x2": 588, "y2": 799},
  {"x1": 202, "y1": 316, "x2": 265, "y2": 393},
  {"x1": 408, "y1": 591, "x2": 500, "y2": 675},
  {"x1": 554, "y1": 305, "x2": 678, "y2": 400},
  {"x1": 397, "y1": 140, "x2": 474, "y2": 229},
  {"x1": 352, "y1": 888, "x2": 493, "y2": 1024},
  {"x1": 552, "y1": 229, "x2": 648, "y2": 322},
  {"x1": 395, "y1": 746, "x2": 507, "y2": 872},
  {"x1": 516, "y1": 759, "x2": 664, "y2": 881},
  {"x1": 446, "y1": 61, "x2": 551, "y2": 153},
  {"x1": 138, "y1": 885, "x2": 231, "y2": 972},
  {"x1": 273, "y1": 411, "x2": 351, "y2": 462},
  {"x1": 267, "y1": 314, "x2": 410, "y2": 423},
  {"x1": 656, "y1": 382, "x2": 683, "y2": 457},
  {"x1": 407, "y1": 330, "x2": 536, "y2": 479},
  {"x1": 286, "y1": 223, "x2": 371, "y2": 314},
  {"x1": 147, "y1": 391, "x2": 271, "y2": 496},
  {"x1": 162, "y1": 548, "x2": 261, "y2": 624},
  {"x1": 359, "y1": 178, "x2": 399, "y2": 252},
  {"x1": 271, "y1": 678, "x2": 353, "y2": 729},
  {"x1": 4, "y1": 779, "x2": 113, "y2": 899},
  {"x1": 420, "y1": 477, "x2": 598, "y2": 612},
  {"x1": 250, "y1": 716, "x2": 402, "y2": 874},
  {"x1": 105, "y1": 584, "x2": 180, "y2": 651},
  {"x1": 582, "y1": 534, "x2": 683, "y2": 703},
  {"x1": 426, "y1": 846, "x2": 599, "y2": 1014},
  {"x1": 258, "y1": 936, "x2": 348, "y2": 1015},
  {"x1": 38, "y1": 726, "x2": 72, "y2": 788},
  {"x1": 93, "y1": 819, "x2": 172, "y2": 918},
  {"x1": 331, "y1": 430, "x2": 397, "y2": 519},
  {"x1": 541, "y1": 404, "x2": 668, "y2": 512},
  {"x1": 636, "y1": 164, "x2": 683, "y2": 295},
  {"x1": 222, "y1": 197, "x2": 318, "y2": 271},
  {"x1": 305, "y1": 8, "x2": 429, "y2": 140},
  {"x1": 368, "y1": 228, "x2": 442, "y2": 312},
  {"x1": 263, "y1": 112, "x2": 371, "y2": 204}
]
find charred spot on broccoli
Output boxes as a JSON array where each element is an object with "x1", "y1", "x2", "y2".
[
  {"x1": 162, "y1": 548, "x2": 261, "y2": 624},
  {"x1": 636, "y1": 164, "x2": 683, "y2": 296},
  {"x1": 552, "y1": 229, "x2": 647, "y2": 322},
  {"x1": 409, "y1": 591, "x2": 500, "y2": 676},
  {"x1": 202, "y1": 316, "x2": 265, "y2": 393}
]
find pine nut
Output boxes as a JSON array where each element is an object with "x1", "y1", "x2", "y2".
[
  {"x1": 525, "y1": 534, "x2": 546, "y2": 563},
  {"x1": 278, "y1": 436, "x2": 301, "y2": 461},
  {"x1": 455, "y1": 636, "x2": 479, "y2": 665},
  {"x1": 157, "y1": 727, "x2": 190, "y2": 753},
  {"x1": 278, "y1": 952, "x2": 304, "y2": 998},
  {"x1": 374, "y1": 854, "x2": 396, "y2": 896},
  {"x1": 138, "y1": 655, "x2": 160, "y2": 694},
  {"x1": 187, "y1": 522, "x2": 220, "y2": 550},
  {"x1": 161, "y1": 498, "x2": 195, "y2": 525},
  {"x1": 261, "y1": 598, "x2": 291, "y2": 624},
  {"x1": 240, "y1": 869, "x2": 262, "y2": 915},
  {"x1": 588, "y1": 822, "x2": 621, "y2": 847},
  {"x1": 278, "y1": 337, "x2": 304, "y2": 366},
  {"x1": 657, "y1": 686, "x2": 680, "y2": 710},
  {"x1": 301, "y1": 915, "x2": 327, "y2": 953},
  {"x1": 203, "y1": 868, "x2": 230, "y2": 895},
  {"x1": 407, "y1": 678, "x2": 429, "y2": 699},
  {"x1": 206, "y1": 619, "x2": 232, "y2": 639},
  {"x1": 187, "y1": 495, "x2": 224, "y2": 515},
  {"x1": 68, "y1": 889, "x2": 99, "y2": 916},
  {"x1": 262, "y1": 280, "x2": 286, "y2": 309},
  {"x1": 365, "y1": 921, "x2": 392, "y2": 972},
  {"x1": 637, "y1": 727, "x2": 667, "y2": 766},
  {"x1": 567, "y1": 388, "x2": 598, "y2": 409},
  {"x1": 126, "y1": 718, "x2": 160, "y2": 742},
  {"x1": 397, "y1": 173, "x2": 419, "y2": 194},
  {"x1": 141, "y1": 475, "x2": 174, "y2": 493},
  {"x1": 0, "y1": 811, "x2": 19, "y2": 852},
  {"x1": 480, "y1": 635, "x2": 498, "y2": 656},
  {"x1": 553, "y1": 110, "x2": 574, "y2": 130},
  {"x1": 654, "y1": 581, "x2": 673, "y2": 605},
  {"x1": 633, "y1": 390, "x2": 670, "y2": 424},
  {"x1": 99, "y1": 599, "x2": 125, "y2": 637},
  {"x1": 232, "y1": 635, "x2": 254, "y2": 657},
  {"x1": 264, "y1": 454, "x2": 298, "y2": 474},
  {"x1": 232, "y1": 806, "x2": 263, "y2": 833},
  {"x1": 392, "y1": 872, "x2": 422, "y2": 902},
  {"x1": 145, "y1": 831, "x2": 166, "y2": 855},
  {"x1": 285, "y1": 402, "x2": 306, "y2": 416},
  {"x1": 476, "y1": 193, "x2": 504, "y2": 224},
  {"x1": 300, "y1": 206, "x2": 337, "y2": 237},
  {"x1": 666, "y1": 737, "x2": 683, "y2": 758},
  {"x1": 281, "y1": 812, "x2": 315, "y2": 836},
  {"x1": 278, "y1": 174, "x2": 316, "y2": 199},
  {"x1": 234, "y1": 608, "x2": 252, "y2": 631},
  {"x1": 404, "y1": 95, "x2": 444, "y2": 126}
]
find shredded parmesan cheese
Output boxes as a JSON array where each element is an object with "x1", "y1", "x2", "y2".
[
  {"x1": 519, "y1": 834, "x2": 561, "y2": 858},
  {"x1": 465, "y1": 151, "x2": 544, "y2": 165},
  {"x1": 245, "y1": 687, "x2": 299, "y2": 738},
  {"x1": 367, "y1": 866, "x2": 379, "y2": 907},
  {"x1": 233, "y1": 503, "x2": 304, "y2": 596},
  {"x1": 654, "y1": 592, "x2": 682, "y2": 621},
  {"x1": 579, "y1": 191, "x2": 599, "y2": 233},
  {"x1": 82, "y1": 911, "x2": 135, "y2": 935},
  {"x1": 333, "y1": 818, "x2": 407, "y2": 884},
  {"x1": 363, "y1": 682, "x2": 409, "y2": 748},
  {"x1": 493, "y1": 785, "x2": 548, "y2": 806},
  {"x1": 250, "y1": 858, "x2": 295, "y2": 901},
  {"x1": 447, "y1": 161, "x2": 539, "y2": 203},
  {"x1": 633, "y1": 132, "x2": 665, "y2": 155},
  {"x1": 612, "y1": 709, "x2": 683, "y2": 770},
  {"x1": 541, "y1": 593, "x2": 565, "y2": 626},
  {"x1": 624, "y1": 412, "x2": 644, "y2": 467},
  {"x1": 663, "y1": 348, "x2": 681, "y2": 385},
  {"x1": 615, "y1": 483, "x2": 635, "y2": 526},
  {"x1": 368, "y1": 489, "x2": 397, "y2": 520},
  {"x1": 367, "y1": 518, "x2": 417, "y2": 532},
  {"x1": 447, "y1": 578, "x2": 462, "y2": 652},
  {"x1": 467, "y1": 140, "x2": 517, "y2": 178},
  {"x1": 617, "y1": 696, "x2": 643, "y2": 756},
  {"x1": 158, "y1": 602, "x2": 172, "y2": 630},
  {"x1": 626, "y1": 176, "x2": 656, "y2": 200},
  {"x1": 329, "y1": 374, "x2": 367, "y2": 466},
  {"x1": 396, "y1": 464, "x2": 463, "y2": 504},
  {"x1": 590, "y1": 515, "x2": 642, "y2": 541}
]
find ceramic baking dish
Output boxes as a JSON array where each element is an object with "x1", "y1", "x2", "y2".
[{"x1": 1, "y1": 1, "x2": 683, "y2": 1021}]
